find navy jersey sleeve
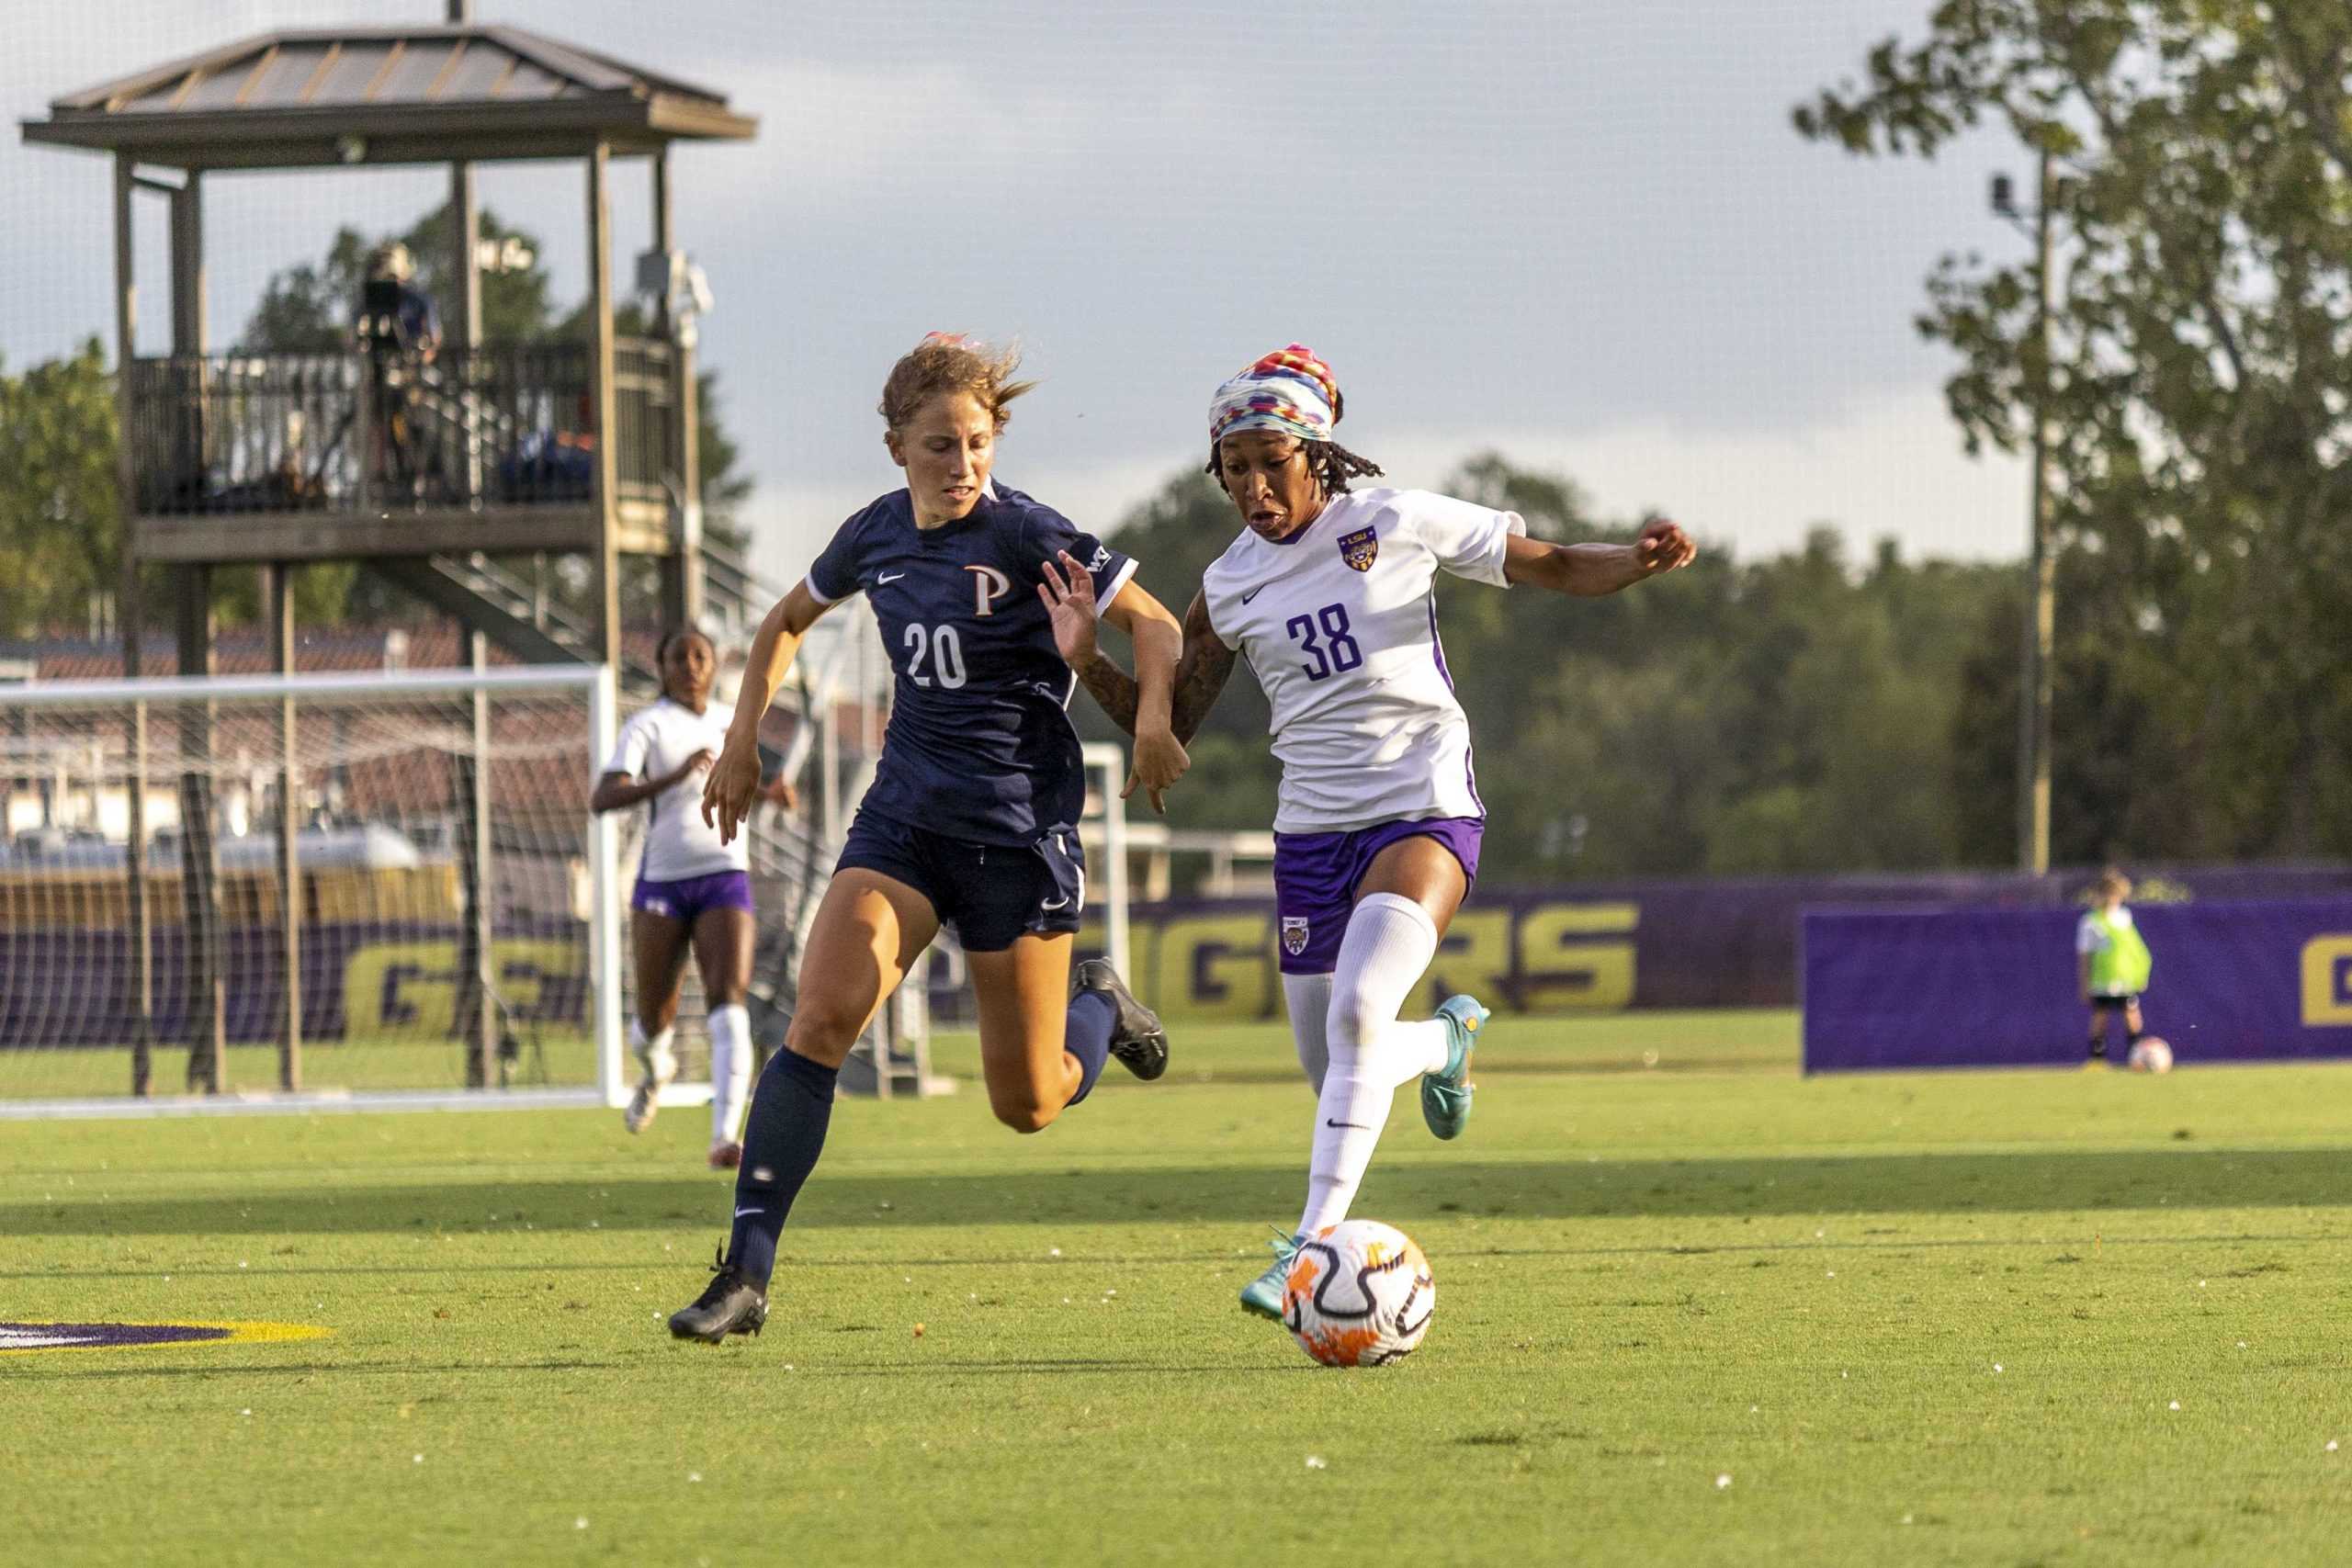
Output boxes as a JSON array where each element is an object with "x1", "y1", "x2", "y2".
[
  {"x1": 805, "y1": 512, "x2": 866, "y2": 604},
  {"x1": 1021, "y1": 503, "x2": 1137, "y2": 610}
]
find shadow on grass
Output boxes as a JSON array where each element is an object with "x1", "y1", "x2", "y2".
[
  {"x1": 7, "y1": 1146, "x2": 2351, "y2": 1236},
  {"x1": 0, "y1": 1354, "x2": 1307, "y2": 1386},
  {"x1": 0, "y1": 1358, "x2": 625, "y2": 1383},
  {"x1": 0, "y1": 1226, "x2": 2339, "y2": 1284}
]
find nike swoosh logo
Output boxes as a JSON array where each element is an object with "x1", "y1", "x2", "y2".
[
  {"x1": 1240, "y1": 586, "x2": 1265, "y2": 604},
  {"x1": 876, "y1": 571, "x2": 906, "y2": 584},
  {"x1": 1324, "y1": 1119, "x2": 1371, "y2": 1131},
  {"x1": 733, "y1": 1206, "x2": 763, "y2": 1218},
  {"x1": 1039, "y1": 895, "x2": 1071, "y2": 911}
]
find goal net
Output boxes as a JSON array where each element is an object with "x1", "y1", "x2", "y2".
[{"x1": 0, "y1": 665, "x2": 623, "y2": 1113}]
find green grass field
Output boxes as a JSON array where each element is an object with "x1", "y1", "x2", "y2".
[{"x1": 7, "y1": 1010, "x2": 2352, "y2": 1566}]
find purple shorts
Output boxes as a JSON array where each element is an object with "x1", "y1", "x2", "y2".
[
  {"x1": 1272, "y1": 816, "x2": 1484, "y2": 974},
  {"x1": 631, "y1": 869, "x2": 754, "y2": 925}
]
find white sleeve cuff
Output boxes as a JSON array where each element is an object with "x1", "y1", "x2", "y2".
[
  {"x1": 1484, "y1": 510, "x2": 1528, "y2": 588},
  {"x1": 1096, "y1": 557, "x2": 1139, "y2": 612},
  {"x1": 802, "y1": 571, "x2": 846, "y2": 607}
]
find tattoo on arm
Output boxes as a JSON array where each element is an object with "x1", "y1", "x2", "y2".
[
  {"x1": 1075, "y1": 592, "x2": 1236, "y2": 743},
  {"x1": 1169, "y1": 593, "x2": 1235, "y2": 743},
  {"x1": 1077, "y1": 650, "x2": 1141, "y2": 736}
]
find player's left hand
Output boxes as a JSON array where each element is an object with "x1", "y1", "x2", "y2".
[
  {"x1": 1635, "y1": 514, "x2": 1697, "y2": 574},
  {"x1": 1037, "y1": 550, "x2": 1102, "y2": 667},
  {"x1": 1126, "y1": 727, "x2": 1190, "y2": 817}
]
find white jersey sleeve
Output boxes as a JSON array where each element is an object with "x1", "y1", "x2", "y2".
[
  {"x1": 1410, "y1": 491, "x2": 1525, "y2": 587},
  {"x1": 604, "y1": 707, "x2": 655, "y2": 781},
  {"x1": 2075, "y1": 913, "x2": 2106, "y2": 955}
]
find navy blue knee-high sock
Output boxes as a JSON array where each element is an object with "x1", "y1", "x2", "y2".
[
  {"x1": 1063, "y1": 990, "x2": 1116, "y2": 1107},
  {"x1": 726, "y1": 1046, "x2": 838, "y2": 1289}
]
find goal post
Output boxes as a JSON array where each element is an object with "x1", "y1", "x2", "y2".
[
  {"x1": 1080, "y1": 740, "x2": 1132, "y2": 984},
  {"x1": 0, "y1": 664, "x2": 625, "y2": 1118}
]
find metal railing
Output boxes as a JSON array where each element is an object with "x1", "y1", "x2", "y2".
[
  {"x1": 126, "y1": 339, "x2": 679, "y2": 518},
  {"x1": 610, "y1": 338, "x2": 674, "y2": 513}
]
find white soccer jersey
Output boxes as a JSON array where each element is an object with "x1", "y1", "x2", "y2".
[
  {"x1": 1201, "y1": 487, "x2": 1526, "y2": 833},
  {"x1": 603, "y1": 697, "x2": 747, "y2": 881}
]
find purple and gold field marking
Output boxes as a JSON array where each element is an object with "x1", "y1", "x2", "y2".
[{"x1": 0, "y1": 1321, "x2": 332, "y2": 1354}]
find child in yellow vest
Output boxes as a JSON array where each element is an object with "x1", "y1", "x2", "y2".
[{"x1": 2076, "y1": 867, "x2": 2154, "y2": 1067}]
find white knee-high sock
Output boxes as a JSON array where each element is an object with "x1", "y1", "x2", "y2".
[
  {"x1": 1283, "y1": 972, "x2": 1334, "y2": 1095},
  {"x1": 707, "y1": 1004, "x2": 752, "y2": 1144},
  {"x1": 629, "y1": 1017, "x2": 676, "y2": 1077},
  {"x1": 1294, "y1": 894, "x2": 1450, "y2": 1236},
  {"x1": 1333, "y1": 894, "x2": 1452, "y2": 1085}
]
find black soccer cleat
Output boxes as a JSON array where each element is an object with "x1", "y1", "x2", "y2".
[
  {"x1": 667, "y1": 1247, "x2": 769, "y2": 1345},
  {"x1": 1072, "y1": 957, "x2": 1170, "y2": 1081}
]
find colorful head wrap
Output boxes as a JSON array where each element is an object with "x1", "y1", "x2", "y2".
[{"x1": 1208, "y1": 344, "x2": 1341, "y2": 445}]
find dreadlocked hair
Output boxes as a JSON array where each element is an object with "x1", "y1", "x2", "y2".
[{"x1": 1205, "y1": 439, "x2": 1385, "y2": 496}]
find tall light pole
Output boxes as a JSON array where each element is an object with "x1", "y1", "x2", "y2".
[{"x1": 1992, "y1": 151, "x2": 2057, "y2": 876}]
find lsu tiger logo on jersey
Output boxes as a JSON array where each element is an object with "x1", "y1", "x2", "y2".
[
  {"x1": 1282, "y1": 916, "x2": 1311, "y2": 955},
  {"x1": 1338, "y1": 526, "x2": 1379, "y2": 572}
]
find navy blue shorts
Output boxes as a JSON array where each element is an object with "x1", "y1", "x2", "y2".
[{"x1": 836, "y1": 810, "x2": 1083, "y2": 953}]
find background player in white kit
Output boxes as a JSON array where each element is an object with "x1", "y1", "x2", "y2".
[
  {"x1": 592, "y1": 627, "x2": 791, "y2": 1168},
  {"x1": 1047, "y1": 344, "x2": 1696, "y2": 1319}
]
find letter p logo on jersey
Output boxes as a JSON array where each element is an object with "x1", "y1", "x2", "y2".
[{"x1": 965, "y1": 564, "x2": 1012, "y2": 617}]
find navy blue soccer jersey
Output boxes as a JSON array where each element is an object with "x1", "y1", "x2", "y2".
[{"x1": 804, "y1": 481, "x2": 1136, "y2": 846}]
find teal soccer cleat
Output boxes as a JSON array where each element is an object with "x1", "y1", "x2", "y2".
[
  {"x1": 1420, "y1": 994, "x2": 1488, "y2": 1140},
  {"x1": 1238, "y1": 1229, "x2": 1306, "y2": 1321}
]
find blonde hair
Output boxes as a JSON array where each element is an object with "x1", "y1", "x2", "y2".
[
  {"x1": 878, "y1": 334, "x2": 1035, "y2": 433},
  {"x1": 2094, "y1": 866, "x2": 2132, "y2": 900}
]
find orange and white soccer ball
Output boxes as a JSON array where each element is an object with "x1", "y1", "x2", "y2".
[
  {"x1": 2128, "y1": 1037, "x2": 2174, "y2": 1074},
  {"x1": 1282, "y1": 1219, "x2": 1435, "y2": 1367}
]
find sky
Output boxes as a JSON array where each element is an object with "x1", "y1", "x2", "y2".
[{"x1": 1, "y1": 0, "x2": 2031, "y2": 587}]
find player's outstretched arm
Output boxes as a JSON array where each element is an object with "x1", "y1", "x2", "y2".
[
  {"x1": 1094, "y1": 566, "x2": 1189, "y2": 813},
  {"x1": 704, "y1": 581, "x2": 832, "y2": 844},
  {"x1": 1040, "y1": 554, "x2": 1199, "y2": 813},
  {"x1": 1051, "y1": 583, "x2": 1235, "y2": 748},
  {"x1": 1503, "y1": 514, "x2": 1698, "y2": 596}
]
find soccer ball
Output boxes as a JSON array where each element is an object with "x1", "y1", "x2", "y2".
[
  {"x1": 1282, "y1": 1219, "x2": 1435, "y2": 1366},
  {"x1": 2128, "y1": 1037, "x2": 2174, "y2": 1074}
]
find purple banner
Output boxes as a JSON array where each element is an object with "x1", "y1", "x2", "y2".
[
  {"x1": 1802, "y1": 898, "x2": 2352, "y2": 1072},
  {"x1": 1031, "y1": 864, "x2": 2352, "y2": 1023},
  {"x1": 0, "y1": 921, "x2": 589, "y2": 1049},
  {"x1": 10, "y1": 864, "x2": 2352, "y2": 1044}
]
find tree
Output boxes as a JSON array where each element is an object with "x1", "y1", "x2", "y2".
[
  {"x1": 0, "y1": 342, "x2": 352, "y2": 638},
  {"x1": 0, "y1": 341, "x2": 119, "y2": 638},
  {"x1": 243, "y1": 206, "x2": 553, "y2": 353},
  {"x1": 1796, "y1": 0, "x2": 2352, "y2": 859}
]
